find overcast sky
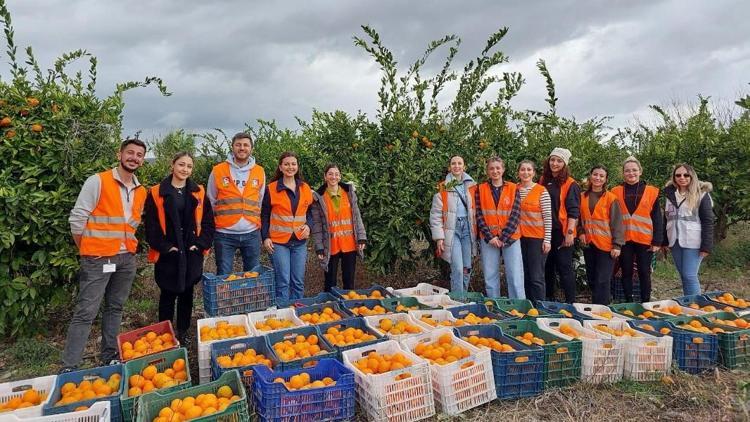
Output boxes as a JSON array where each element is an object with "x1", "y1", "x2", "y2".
[{"x1": 3, "y1": 0, "x2": 749, "y2": 141}]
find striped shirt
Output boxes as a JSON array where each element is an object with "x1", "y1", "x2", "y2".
[{"x1": 519, "y1": 185, "x2": 552, "y2": 244}]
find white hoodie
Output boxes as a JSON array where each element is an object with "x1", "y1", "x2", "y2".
[{"x1": 206, "y1": 154, "x2": 266, "y2": 234}]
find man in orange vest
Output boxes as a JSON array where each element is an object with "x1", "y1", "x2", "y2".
[
  {"x1": 206, "y1": 132, "x2": 266, "y2": 276},
  {"x1": 62, "y1": 139, "x2": 147, "y2": 372}
]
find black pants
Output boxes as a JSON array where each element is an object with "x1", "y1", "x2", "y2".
[
  {"x1": 158, "y1": 283, "x2": 194, "y2": 334},
  {"x1": 521, "y1": 237, "x2": 547, "y2": 303},
  {"x1": 545, "y1": 229, "x2": 576, "y2": 303},
  {"x1": 620, "y1": 241, "x2": 653, "y2": 302},
  {"x1": 583, "y1": 245, "x2": 615, "y2": 305},
  {"x1": 324, "y1": 251, "x2": 357, "y2": 292}
]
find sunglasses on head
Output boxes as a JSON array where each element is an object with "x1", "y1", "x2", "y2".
[{"x1": 674, "y1": 173, "x2": 691, "y2": 178}]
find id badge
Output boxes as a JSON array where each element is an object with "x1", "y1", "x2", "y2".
[{"x1": 103, "y1": 262, "x2": 116, "y2": 273}]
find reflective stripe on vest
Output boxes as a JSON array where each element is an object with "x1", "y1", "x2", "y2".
[
  {"x1": 612, "y1": 184, "x2": 659, "y2": 245},
  {"x1": 581, "y1": 191, "x2": 616, "y2": 252},
  {"x1": 519, "y1": 184, "x2": 545, "y2": 239},
  {"x1": 79, "y1": 170, "x2": 146, "y2": 256},
  {"x1": 478, "y1": 181, "x2": 520, "y2": 240},
  {"x1": 324, "y1": 190, "x2": 357, "y2": 255},
  {"x1": 268, "y1": 181, "x2": 313, "y2": 244},
  {"x1": 147, "y1": 184, "x2": 208, "y2": 263},
  {"x1": 212, "y1": 162, "x2": 264, "y2": 229}
]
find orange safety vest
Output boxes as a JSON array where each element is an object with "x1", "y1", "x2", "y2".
[
  {"x1": 519, "y1": 183, "x2": 545, "y2": 239},
  {"x1": 611, "y1": 184, "x2": 659, "y2": 245},
  {"x1": 544, "y1": 177, "x2": 577, "y2": 236},
  {"x1": 79, "y1": 170, "x2": 146, "y2": 256},
  {"x1": 477, "y1": 181, "x2": 521, "y2": 240},
  {"x1": 324, "y1": 190, "x2": 357, "y2": 255},
  {"x1": 212, "y1": 162, "x2": 264, "y2": 229},
  {"x1": 268, "y1": 181, "x2": 313, "y2": 244},
  {"x1": 581, "y1": 190, "x2": 617, "y2": 252},
  {"x1": 147, "y1": 184, "x2": 209, "y2": 263}
]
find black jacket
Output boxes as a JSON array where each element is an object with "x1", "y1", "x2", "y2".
[{"x1": 145, "y1": 177, "x2": 215, "y2": 293}]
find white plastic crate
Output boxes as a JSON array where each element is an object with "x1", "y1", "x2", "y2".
[
  {"x1": 415, "y1": 295, "x2": 465, "y2": 309},
  {"x1": 408, "y1": 309, "x2": 459, "y2": 331},
  {"x1": 0, "y1": 401, "x2": 110, "y2": 422},
  {"x1": 342, "y1": 340, "x2": 435, "y2": 422},
  {"x1": 573, "y1": 303, "x2": 630, "y2": 320},
  {"x1": 390, "y1": 283, "x2": 449, "y2": 297},
  {"x1": 247, "y1": 307, "x2": 305, "y2": 336},
  {"x1": 401, "y1": 328, "x2": 496, "y2": 415},
  {"x1": 583, "y1": 320, "x2": 672, "y2": 381},
  {"x1": 537, "y1": 318, "x2": 625, "y2": 384},
  {"x1": 364, "y1": 313, "x2": 425, "y2": 346},
  {"x1": 196, "y1": 314, "x2": 252, "y2": 383},
  {"x1": 0, "y1": 375, "x2": 56, "y2": 419},
  {"x1": 643, "y1": 300, "x2": 706, "y2": 317}
]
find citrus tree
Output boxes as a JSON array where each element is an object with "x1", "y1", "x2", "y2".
[{"x1": 0, "y1": 0, "x2": 169, "y2": 335}]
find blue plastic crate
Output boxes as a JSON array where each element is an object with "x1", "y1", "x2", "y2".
[
  {"x1": 288, "y1": 293, "x2": 340, "y2": 308},
  {"x1": 454, "y1": 324, "x2": 544, "y2": 399},
  {"x1": 252, "y1": 358, "x2": 355, "y2": 422},
  {"x1": 318, "y1": 317, "x2": 386, "y2": 356},
  {"x1": 264, "y1": 326, "x2": 337, "y2": 371},
  {"x1": 42, "y1": 364, "x2": 123, "y2": 422},
  {"x1": 447, "y1": 303, "x2": 508, "y2": 323},
  {"x1": 331, "y1": 284, "x2": 394, "y2": 300},
  {"x1": 674, "y1": 294, "x2": 737, "y2": 313},
  {"x1": 295, "y1": 302, "x2": 353, "y2": 325},
  {"x1": 202, "y1": 265, "x2": 275, "y2": 317},
  {"x1": 628, "y1": 319, "x2": 717, "y2": 374},
  {"x1": 537, "y1": 301, "x2": 588, "y2": 320},
  {"x1": 704, "y1": 291, "x2": 750, "y2": 312}
]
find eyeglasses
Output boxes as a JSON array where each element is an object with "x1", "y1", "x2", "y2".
[{"x1": 674, "y1": 173, "x2": 691, "y2": 178}]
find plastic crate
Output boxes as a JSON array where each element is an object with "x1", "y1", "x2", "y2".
[
  {"x1": 341, "y1": 340, "x2": 435, "y2": 422},
  {"x1": 318, "y1": 317, "x2": 386, "y2": 356},
  {"x1": 0, "y1": 375, "x2": 56, "y2": 419},
  {"x1": 537, "y1": 318, "x2": 624, "y2": 384},
  {"x1": 572, "y1": 303, "x2": 629, "y2": 321},
  {"x1": 642, "y1": 300, "x2": 706, "y2": 318},
  {"x1": 453, "y1": 325, "x2": 543, "y2": 399},
  {"x1": 117, "y1": 320, "x2": 178, "y2": 362},
  {"x1": 252, "y1": 359, "x2": 355, "y2": 422},
  {"x1": 380, "y1": 297, "x2": 437, "y2": 313},
  {"x1": 294, "y1": 302, "x2": 353, "y2": 325},
  {"x1": 202, "y1": 265, "x2": 275, "y2": 317},
  {"x1": 610, "y1": 268, "x2": 642, "y2": 303},
  {"x1": 197, "y1": 315, "x2": 252, "y2": 384},
  {"x1": 248, "y1": 308, "x2": 306, "y2": 336},
  {"x1": 120, "y1": 348, "x2": 191, "y2": 422},
  {"x1": 674, "y1": 295, "x2": 738, "y2": 314},
  {"x1": 660, "y1": 319, "x2": 719, "y2": 374},
  {"x1": 363, "y1": 313, "x2": 426, "y2": 345},
  {"x1": 669, "y1": 315, "x2": 749, "y2": 369},
  {"x1": 447, "y1": 291, "x2": 485, "y2": 304},
  {"x1": 704, "y1": 291, "x2": 750, "y2": 312},
  {"x1": 537, "y1": 301, "x2": 589, "y2": 320},
  {"x1": 340, "y1": 299, "x2": 388, "y2": 317},
  {"x1": 583, "y1": 320, "x2": 672, "y2": 381},
  {"x1": 42, "y1": 365, "x2": 123, "y2": 422},
  {"x1": 288, "y1": 293, "x2": 340, "y2": 308},
  {"x1": 408, "y1": 309, "x2": 459, "y2": 331},
  {"x1": 389, "y1": 283, "x2": 449, "y2": 297},
  {"x1": 414, "y1": 295, "x2": 464, "y2": 309},
  {"x1": 497, "y1": 320, "x2": 582, "y2": 388},
  {"x1": 135, "y1": 370, "x2": 249, "y2": 422},
  {"x1": 264, "y1": 326, "x2": 337, "y2": 371},
  {"x1": 331, "y1": 285, "x2": 394, "y2": 300},
  {"x1": 401, "y1": 328, "x2": 496, "y2": 415},
  {"x1": 0, "y1": 401, "x2": 110, "y2": 422},
  {"x1": 609, "y1": 303, "x2": 670, "y2": 320},
  {"x1": 486, "y1": 298, "x2": 562, "y2": 319},
  {"x1": 447, "y1": 303, "x2": 507, "y2": 324}
]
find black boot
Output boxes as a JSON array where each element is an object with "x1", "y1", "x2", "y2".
[{"x1": 177, "y1": 330, "x2": 190, "y2": 348}]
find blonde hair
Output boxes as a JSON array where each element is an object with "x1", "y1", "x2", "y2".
[
  {"x1": 669, "y1": 163, "x2": 701, "y2": 210},
  {"x1": 623, "y1": 156, "x2": 642, "y2": 171}
]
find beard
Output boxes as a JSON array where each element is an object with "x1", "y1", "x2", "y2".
[{"x1": 120, "y1": 159, "x2": 139, "y2": 173}]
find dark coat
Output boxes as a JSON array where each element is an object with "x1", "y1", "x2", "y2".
[{"x1": 145, "y1": 177, "x2": 215, "y2": 293}]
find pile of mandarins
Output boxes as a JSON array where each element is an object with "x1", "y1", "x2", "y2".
[
  {"x1": 150, "y1": 386, "x2": 241, "y2": 421},
  {"x1": 271, "y1": 334, "x2": 327, "y2": 362},
  {"x1": 216, "y1": 348, "x2": 273, "y2": 369},
  {"x1": 323, "y1": 325, "x2": 377, "y2": 347},
  {"x1": 127, "y1": 359, "x2": 188, "y2": 397},
  {"x1": 199, "y1": 321, "x2": 248, "y2": 342},
  {"x1": 121, "y1": 331, "x2": 176, "y2": 360},
  {"x1": 298, "y1": 307, "x2": 343, "y2": 324}
]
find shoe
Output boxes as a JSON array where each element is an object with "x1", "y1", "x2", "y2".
[
  {"x1": 100, "y1": 359, "x2": 120, "y2": 367},
  {"x1": 59, "y1": 366, "x2": 77, "y2": 374},
  {"x1": 177, "y1": 331, "x2": 189, "y2": 347}
]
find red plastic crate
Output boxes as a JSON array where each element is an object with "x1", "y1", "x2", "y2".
[{"x1": 117, "y1": 320, "x2": 178, "y2": 362}]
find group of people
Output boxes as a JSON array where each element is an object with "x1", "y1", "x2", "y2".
[
  {"x1": 430, "y1": 147, "x2": 715, "y2": 306},
  {"x1": 61, "y1": 134, "x2": 366, "y2": 372}
]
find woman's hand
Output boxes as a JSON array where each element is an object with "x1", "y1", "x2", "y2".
[
  {"x1": 610, "y1": 248, "x2": 621, "y2": 259},
  {"x1": 436, "y1": 239, "x2": 445, "y2": 256},
  {"x1": 489, "y1": 237, "x2": 503, "y2": 249},
  {"x1": 649, "y1": 245, "x2": 661, "y2": 253},
  {"x1": 699, "y1": 251, "x2": 709, "y2": 258},
  {"x1": 298, "y1": 224, "x2": 311, "y2": 240},
  {"x1": 563, "y1": 233, "x2": 575, "y2": 247},
  {"x1": 542, "y1": 242, "x2": 551, "y2": 254},
  {"x1": 578, "y1": 234, "x2": 587, "y2": 246},
  {"x1": 317, "y1": 253, "x2": 325, "y2": 260},
  {"x1": 263, "y1": 238, "x2": 275, "y2": 254},
  {"x1": 358, "y1": 243, "x2": 366, "y2": 252}
]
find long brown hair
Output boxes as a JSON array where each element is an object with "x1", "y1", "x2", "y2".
[
  {"x1": 584, "y1": 165, "x2": 608, "y2": 193},
  {"x1": 540, "y1": 157, "x2": 570, "y2": 185},
  {"x1": 271, "y1": 151, "x2": 305, "y2": 182},
  {"x1": 668, "y1": 163, "x2": 701, "y2": 210}
]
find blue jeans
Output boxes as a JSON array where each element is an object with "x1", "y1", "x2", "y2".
[
  {"x1": 214, "y1": 230, "x2": 261, "y2": 276},
  {"x1": 671, "y1": 242, "x2": 703, "y2": 296},
  {"x1": 450, "y1": 217, "x2": 473, "y2": 293},
  {"x1": 481, "y1": 239, "x2": 525, "y2": 299},
  {"x1": 271, "y1": 239, "x2": 308, "y2": 305}
]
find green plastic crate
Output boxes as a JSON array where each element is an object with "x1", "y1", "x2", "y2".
[
  {"x1": 448, "y1": 291, "x2": 485, "y2": 304},
  {"x1": 609, "y1": 303, "x2": 670, "y2": 320},
  {"x1": 497, "y1": 320, "x2": 582, "y2": 388},
  {"x1": 135, "y1": 370, "x2": 249, "y2": 422},
  {"x1": 488, "y1": 298, "x2": 563, "y2": 319},
  {"x1": 700, "y1": 312, "x2": 750, "y2": 369},
  {"x1": 121, "y1": 348, "x2": 192, "y2": 422}
]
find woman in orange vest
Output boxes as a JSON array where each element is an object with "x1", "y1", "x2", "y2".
[
  {"x1": 611, "y1": 156, "x2": 663, "y2": 302},
  {"x1": 540, "y1": 148, "x2": 580, "y2": 303},
  {"x1": 516, "y1": 160, "x2": 552, "y2": 303},
  {"x1": 311, "y1": 164, "x2": 367, "y2": 292},
  {"x1": 261, "y1": 152, "x2": 314, "y2": 304},
  {"x1": 144, "y1": 152, "x2": 215, "y2": 345},
  {"x1": 578, "y1": 166, "x2": 624, "y2": 305}
]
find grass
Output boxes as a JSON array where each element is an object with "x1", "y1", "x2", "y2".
[{"x1": 0, "y1": 337, "x2": 60, "y2": 380}]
